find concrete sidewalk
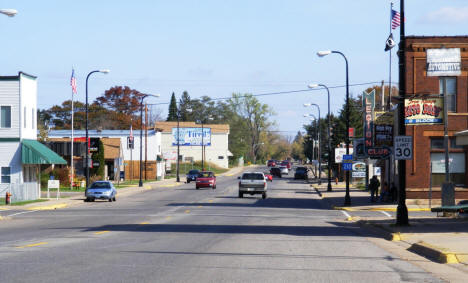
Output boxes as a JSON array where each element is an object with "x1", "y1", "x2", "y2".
[
  {"x1": 1, "y1": 166, "x2": 251, "y2": 213},
  {"x1": 313, "y1": 182, "x2": 468, "y2": 265}
]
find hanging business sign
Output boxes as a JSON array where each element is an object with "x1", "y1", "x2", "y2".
[
  {"x1": 405, "y1": 98, "x2": 443, "y2": 125},
  {"x1": 352, "y1": 161, "x2": 366, "y2": 177},
  {"x1": 335, "y1": 148, "x2": 354, "y2": 163},
  {"x1": 363, "y1": 89, "x2": 375, "y2": 150},
  {"x1": 374, "y1": 125, "x2": 393, "y2": 147},
  {"x1": 426, "y1": 48, "x2": 461, "y2": 77},
  {"x1": 171, "y1": 127, "x2": 211, "y2": 146}
]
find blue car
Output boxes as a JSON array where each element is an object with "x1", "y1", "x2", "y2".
[
  {"x1": 85, "y1": 181, "x2": 117, "y2": 202},
  {"x1": 186, "y1": 169, "x2": 200, "y2": 183}
]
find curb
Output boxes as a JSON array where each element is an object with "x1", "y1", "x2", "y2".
[
  {"x1": 26, "y1": 203, "x2": 68, "y2": 211},
  {"x1": 409, "y1": 242, "x2": 460, "y2": 264}
]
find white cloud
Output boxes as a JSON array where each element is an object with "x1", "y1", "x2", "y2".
[{"x1": 421, "y1": 6, "x2": 468, "y2": 24}]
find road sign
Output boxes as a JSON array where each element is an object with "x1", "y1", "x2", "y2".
[
  {"x1": 394, "y1": 136, "x2": 413, "y2": 160},
  {"x1": 343, "y1": 154, "x2": 353, "y2": 160},
  {"x1": 343, "y1": 163, "x2": 352, "y2": 171},
  {"x1": 48, "y1": 180, "x2": 59, "y2": 189}
]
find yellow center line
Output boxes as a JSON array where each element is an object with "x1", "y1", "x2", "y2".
[
  {"x1": 16, "y1": 242, "x2": 48, "y2": 249},
  {"x1": 94, "y1": 230, "x2": 110, "y2": 235},
  {"x1": 185, "y1": 210, "x2": 190, "y2": 213},
  {"x1": 140, "y1": 222, "x2": 150, "y2": 225}
]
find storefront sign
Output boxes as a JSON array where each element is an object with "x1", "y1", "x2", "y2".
[
  {"x1": 367, "y1": 146, "x2": 391, "y2": 159},
  {"x1": 363, "y1": 90, "x2": 375, "y2": 149},
  {"x1": 427, "y1": 48, "x2": 461, "y2": 77},
  {"x1": 374, "y1": 125, "x2": 393, "y2": 147},
  {"x1": 172, "y1": 127, "x2": 211, "y2": 146},
  {"x1": 352, "y1": 162, "x2": 366, "y2": 172},
  {"x1": 405, "y1": 98, "x2": 443, "y2": 125},
  {"x1": 335, "y1": 148, "x2": 354, "y2": 163}
]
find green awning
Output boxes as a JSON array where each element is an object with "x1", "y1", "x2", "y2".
[{"x1": 22, "y1": 139, "x2": 67, "y2": 165}]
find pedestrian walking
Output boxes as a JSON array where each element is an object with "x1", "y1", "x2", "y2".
[{"x1": 369, "y1": 176, "x2": 380, "y2": 202}]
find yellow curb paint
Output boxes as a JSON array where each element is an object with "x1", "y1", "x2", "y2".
[
  {"x1": 140, "y1": 222, "x2": 150, "y2": 225},
  {"x1": 208, "y1": 200, "x2": 213, "y2": 203},
  {"x1": 391, "y1": 233, "x2": 402, "y2": 241},
  {"x1": 444, "y1": 253, "x2": 460, "y2": 264},
  {"x1": 367, "y1": 207, "x2": 430, "y2": 212},
  {"x1": 185, "y1": 210, "x2": 190, "y2": 213},
  {"x1": 27, "y1": 203, "x2": 67, "y2": 211},
  {"x1": 94, "y1": 231, "x2": 110, "y2": 235},
  {"x1": 0, "y1": 207, "x2": 10, "y2": 210},
  {"x1": 333, "y1": 206, "x2": 356, "y2": 211},
  {"x1": 346, "y1": 217, "x2": 354, "y2": 221},
  {"x1": 197, "y1": 205, "x2": 203, "y2": 208},
  {"x1": 165, "y1": 216, "x2": 172, "y2": 220},
  {"x1": 16, "y1": 242, "x2": 48, "y2": 249},
  {"x1": 144, "y1": 185, "x2": 151, "y2": 189},
  {"x1": 159, "y1": 183, "x2": 182, "y2": 188}
]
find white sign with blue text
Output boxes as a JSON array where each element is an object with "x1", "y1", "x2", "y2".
[{"x1": 172, "y1": 127, "x2": 211, "y2": 146}]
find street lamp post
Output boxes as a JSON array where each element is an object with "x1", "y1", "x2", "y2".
[
  {"x1": 85, "y1": 69, "x2": 109, "y2": 188},
  {"x1": 139, "y1": 94, "x2": 160, "y2": 187},
  {"x1": 304, "y1": 114, "x2": 318, "y2": 178},
  {"x1": 304, "y1": 103, "x2": 321, "y2": 184},
  {"x1": 0, "y1": 9, "x2": 17, "y2": 17},
  {"x1": 308, "y1": 84, "x2": 332, "y2": 191},
  {"x1": 176, "y1": 107, "x2": 192, "y2": 182},
  {"x1": 317, "y1": 50, "x2": 351, "y2": 206}
]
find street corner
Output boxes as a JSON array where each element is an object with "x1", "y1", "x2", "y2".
[
  {"x1": 408, "y1": 241, "x2": 461, "y2": 264},
  {"x1": 26, "y1": 203, "x2": 68, "y2": 211}
]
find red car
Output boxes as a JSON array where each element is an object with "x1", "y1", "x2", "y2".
[
  {"x1": 196, "y1": 171, "x2": 216, "y2": 189},
  {"x1": 281, "y1": 160, "x2": 291, "y2": 169},
  {"x1": 267, "y1": 160, "x2": 276, "y2": 167}
]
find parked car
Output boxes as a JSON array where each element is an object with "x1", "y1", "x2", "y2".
[
  {"x1": 270, "y1": 167, "x2": 282, "y2": 178},
  {"x1": 196, "y1": 171, "x2": 216, "y2": 189},
  {"x1": 267, "y1": 160, "x2": 276, "y2": 167},
  {"x1": 186, "y1": 169, "x2": 200, "y2": 183},
  {"x1": 264, "y1": 173, "x2": 273, "y2": 182},
  {"x1": 294, "y1": 167, "x2": 312, "y2": 180},
  {"x1": 281, "y1": 160, "x2": 291, "y2": 169},
  {"x1": 85, "y1": 181, "x2": 117, "y2": 202},
  {"x1": 238, "y1": 172, "x2": 267, "y2": 199},
  {"x1": 279, "y1": 166, "x2": 289, "y2": 175}
]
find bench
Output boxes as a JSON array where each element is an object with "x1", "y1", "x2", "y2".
[{"x1": 431, "y1": 205, "x2": 468, "y2": 217}]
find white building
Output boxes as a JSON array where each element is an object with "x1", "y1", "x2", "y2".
[
  {"x1": 48, "y1": 129, "x2": 163, "y2": 180},
  {"x1": 0, "y1": 72, "x2": 66, "y2": 202},
  {"x1": 155, "y1": 121, "x2": 232, "y2": 169}
]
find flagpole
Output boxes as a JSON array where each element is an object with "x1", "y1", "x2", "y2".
[{"x1": 388, "y1": 2, "x2": 393, "y2": 111}]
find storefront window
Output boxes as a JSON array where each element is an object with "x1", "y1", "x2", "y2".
[
  {"x1": 430, "y1": 152, "x2": 465, "y2": 186},
  {"x1": 431, "y1": 138, "x2": 444, "y2": 149}
]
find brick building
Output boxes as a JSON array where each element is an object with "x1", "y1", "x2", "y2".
[{"x1": 403, "y1": 36, "x2": 468, "y2": 199}]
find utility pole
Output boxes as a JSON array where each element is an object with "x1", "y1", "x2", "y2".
[{"x1": 145, "y1": 103, "x2": 148, "y2": 180}]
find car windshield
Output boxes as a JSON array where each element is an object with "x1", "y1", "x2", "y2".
[
  {"x1": 188, "y1": 170, "x2": 199, "y2": 175},
  {"x1": 296, "y1": 167, "x2": 306, "y2": 172},
  {"x1": 242, "y1": 173, "x2": 264, "y2": 180},
  {"x1": 90, "y1": 182, "x2": 111, "y2": 189},
  {"x1": 198, "y1": 172, "x2": 213, "y2": 178}
]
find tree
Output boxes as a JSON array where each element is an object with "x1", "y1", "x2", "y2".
[
  {"x1": 179, "y1": 91, "x2": 192, "y2": 121},
  {"x1": 167, "y1": 92, "x2": 178, "y2": 121},
  {"x1": 291, "y1": 131, "x2": 305, "y2": 161}
]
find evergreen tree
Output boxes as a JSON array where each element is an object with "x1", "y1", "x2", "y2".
[
  {"x1": 167, "y1": 92, "x2": 178, "y2": 121},
  {"x1": 179, "y1": 91, "x2": 192, "y2": 121}
]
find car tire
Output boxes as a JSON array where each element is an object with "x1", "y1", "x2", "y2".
[
  {"x1": 113, "y1": 196, "x2": 116, "y2": 202},
  {"x1": 187, "y1": 180, "x2": 190, "y2": 183},
  {"x1": 109, "y1": 198, "x2": 113, "y2": 202},
  {"x1": 262, "y1": 192, "x2": 267, "y2": 199},
  {"x1": 84, "y1": 198, "x2": 89, "y2": 202},
  {"x1": 196, "y1": 186, "x2": 199, "y2": 190},
  {"x1": 239, "y1": 192, "x2": 243, "y2": 198},
  {"x1": 213, "y1": 185, "x2": 216, "y2": 190}
]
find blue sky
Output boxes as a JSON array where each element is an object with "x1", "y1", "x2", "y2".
[{"x1": 1, "y1": 1, "x2": 468, "y2": 136}]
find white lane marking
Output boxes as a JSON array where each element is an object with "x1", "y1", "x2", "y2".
[
  {"x1": 7, "y1": 210, "x2": 39, "y2": 217},
  {"x1": 341, "y1": 210, "x2": 352, "y2": 219},
  {"x1": 380, "y1": 211, "x2": 392, "y2": 218}
]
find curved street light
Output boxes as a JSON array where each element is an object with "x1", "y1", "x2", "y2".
[
  {"x1": 308, "y1": 83, "x2": 332, "y2": 191},
  {"x1": 0, "y1": 9, "x2": 17, "y2": 17},
  {"x1": 304, "y1": 103, "x2": 321, "y2": 184},
  {"x1": 139, "y1": 93, "x2": 160, "y2": 187},
  {"x1": 85, "y1": 69, "x2": 110, "y2": 188},
  {"x1": 317, "y1": 49, "x2": 351, "y2": 206}
]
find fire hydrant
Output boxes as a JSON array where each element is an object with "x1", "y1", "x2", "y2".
[{"x1": 5, "y1": 192, "x2": 12, "y2": 205}]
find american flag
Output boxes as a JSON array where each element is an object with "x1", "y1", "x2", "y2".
[
  {"x1": 70, "y1": 69, "x2": 77, "y2": 94},
  {"x1": 391, "y1": 9, "x2": 401, "y2": 30}
]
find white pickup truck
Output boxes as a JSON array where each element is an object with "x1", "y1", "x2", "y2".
[{"x1": 238, "y1": 172, "x2": 267, "y2": 199}]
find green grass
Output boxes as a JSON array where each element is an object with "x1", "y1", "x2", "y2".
[
  {"x1": 0, "y1": 198, "x2": 49, "y2": 206},
  {"x1": 173, "y1": 161, "x2": 229, "y2": 175}
]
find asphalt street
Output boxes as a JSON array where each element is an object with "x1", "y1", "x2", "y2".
[{"x1": 0, "y1": 167, "x2": 443, "y2": 282}]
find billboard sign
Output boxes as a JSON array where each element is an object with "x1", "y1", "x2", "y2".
[
  {"x1": 427, "y1": 48, "x2": 461, "y2": 77},
  {"x1": 405, "y1": 98, "x2": 443, "y2": 125},
  {"x1": 172, "y1": 127, "x2": 211, "y2": 146}
]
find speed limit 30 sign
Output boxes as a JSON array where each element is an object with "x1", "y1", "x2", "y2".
[{"x1": 394, "y1": 136, "x2": 413, "y2": 160}]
